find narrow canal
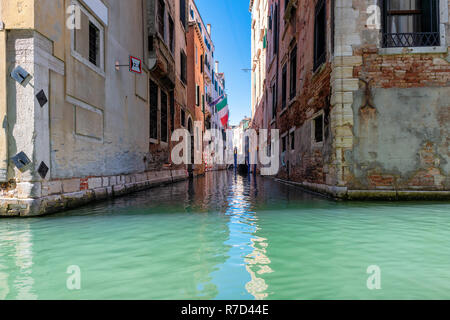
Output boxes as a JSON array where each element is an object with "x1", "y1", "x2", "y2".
[{"x1": 1, "y1": 171, "x2": 450, "y2": 300}]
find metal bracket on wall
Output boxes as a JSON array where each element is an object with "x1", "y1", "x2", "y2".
[
  {"x1": 37, "y1": 162, "x2": 49, "y2": 179},
  {"x1": 10, "y1": 66, "x2": 31, "y2": 86},
  {"x1": 36, "y1": 90, "x2": 48, "y2": 107},
  {"x1": 359, "y1": 78, "x2": 376, "y2": 110},
  {"x1": 12, "y1": 152, "x2": 31, "y2": 172}
]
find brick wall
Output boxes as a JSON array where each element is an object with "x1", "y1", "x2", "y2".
[
  {"x1": 272, "y1": 0, "x2": 334, "y2": 185},
  {"x1": 354, "y1": 48, "x2": 450, "y2": 89},
  {"x1": 345, "y1": 0, "x2": 450, "y2": 192}
]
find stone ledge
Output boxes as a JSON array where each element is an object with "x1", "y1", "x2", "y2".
[
  {"x1": 273, "y1": 178, "x2": 450, "y2": 201},
  {"x1": 347, "y1": 190, "x2": 450, "y2": 201},
  {"x1": 0, "y1": 169, "x2": 190, "y2": 217},
  {"x1": 274, "y1": 178, "x2": 347, "y2": 199}
]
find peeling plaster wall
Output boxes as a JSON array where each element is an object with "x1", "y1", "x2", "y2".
[
  {"x1": 255, "y1": 0, "x2": 450, "y2": 196},
  {"x1": 49, "y1": 0, "x2": 150, "y2": 179},
  {"x1": 336, "y1": 0, "x2": 450, "y2": 192},
  {"x1": 1, "y1": 0, "x2": 151, "y2": 194},
  {"x1": 350, "y1": 87, "x2": 449, "y2": 190},
  {"x1": 0, "y1": 0, "x2": 194, "y2": 215}
]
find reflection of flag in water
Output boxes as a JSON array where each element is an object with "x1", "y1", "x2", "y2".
[{"x1": 216, "y1": 96, "x2": 229, "y2": 128}]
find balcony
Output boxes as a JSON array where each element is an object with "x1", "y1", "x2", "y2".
[
  {"x1": 148, "y1": 34, "x2": 175, "y2": 90},
  {"x1": 382, "y1": 32, "x2": 440, "y2": 48}
]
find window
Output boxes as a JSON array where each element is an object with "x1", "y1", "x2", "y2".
[
  {"x1": 196, "y1": 85, "x2": 200, "y2": 106},
  {"x1": 158, "y1": 0, "x2": 165, "y2": 37},
  {"x1": 180, "y1": 50, "x2": 187, "y2": 84},
  {"x1": 290, "y1": 131, "x2": 295, "y2": 150},
  {"x1": 202, "y1": 94, "x2": 205, "y2": 112},
  {"x1": 88, "y1": 22, "x2": 100, "y2": 66},
  {"x1": 281, "y1": 63, "x2": 287, "y2": 109},
  {"x1": 200, "y1": 54, "x2": 204, "y2": 73},
  {"x1": 314, "y1": 0, "x2": 326, "y2": 71},
  {"x1": 150, "y1": 80, "x2": 159, "y2": 141},
  {"x1": 313, "y1": 114, "x2": 324, "y2": 143},
  {"x1": 382, "y1": 0, "x2": 440, "y2": 47},
  {"x1": 180, "y1": 0, "x2": 187, "y2": 28},
  {"x1": 169, "y1": 15, "x2": 174, "y2": 53},
  {"x1": 269, "y1": 8, "x2": 273, "y2": 30},
  {"x1": 289, "y1": 45, "x2": 297, "y2": 100},
  {"x1": 181, "y1": 109, "x2": 186, "y2": 127},
  {"x1": 195, "y1": 45, "x2": 198, "y2": 64},
  {"x1": 282, "y1": 135, "x2": 287, "y2": 152},
  {"x1": 271, "y1": 83, "x2": 277, "y2": 119},
  {"x1": 161, "y1": 91, "x2": 168, "y2": 143},
  {"x1": 273, "y1": 3, "x2": 279, "y2": 55},
  {"x1": 170, "y1": 91, "x2": 175, "y2": 133},
  {"x1": 73, "y1": 2, "x2": 104, "y2": 72}
]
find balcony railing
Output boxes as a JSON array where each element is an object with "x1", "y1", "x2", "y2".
[{"x1": 382, "y1": 32, "x2": 440, "y2": 48}]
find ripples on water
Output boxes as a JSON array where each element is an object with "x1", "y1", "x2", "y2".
[{"x1": 1, "y1": 171, "x2": 450, "y2": 300}]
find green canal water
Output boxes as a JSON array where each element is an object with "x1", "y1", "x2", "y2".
[{"x1": 1, "y1": 171, "x2": 450, "y2": 300}]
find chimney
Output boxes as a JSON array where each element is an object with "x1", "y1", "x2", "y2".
[
  {"x1": 207, "y1": 24, "x2": 211, "y2": 36},
  {"x1": 215, "y1": 61, "x2": 219, "y2": 73}
]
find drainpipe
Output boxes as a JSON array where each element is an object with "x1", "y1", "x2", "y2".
[
  {"x1": 0, "y1": 21, "x2": 8, "y2": 182},
  {"x1": 142, "y1": 0, "x2": 146, "y2": 68}
]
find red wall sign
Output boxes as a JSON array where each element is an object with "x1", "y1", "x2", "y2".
[{"x1": 129, "y1": 56, "x2": 142, "y2": 74}]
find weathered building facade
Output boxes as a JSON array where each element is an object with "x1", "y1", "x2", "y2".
[
  {"x1": 250, "y1": 0, "x2": 268, "y2": 130},
  {"x1": 148, "y1": 0, "x2": 178, "y2": 169},
  {"x1": 188, "y1": 0, "x2": 227, "y2": 171},
  {"x1": 251, "y1": 0, "x2": 450, "y2": 199},
  {"x1": 0, "y1": 0, "x2": 229, "y2": 216},
  {"x1": 187, "y1": 20, "x2": 206, "y2": 175}
]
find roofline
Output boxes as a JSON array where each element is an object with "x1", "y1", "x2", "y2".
[
  {"x1": 188, "y1": 21, "x2": 206, "y2": 50},
  {"x1": 190, "y1": 0, "x2": 215, "y2": 50},
  {"x1": 249, "y1": 0, "x2": 254, "y2": 12}
]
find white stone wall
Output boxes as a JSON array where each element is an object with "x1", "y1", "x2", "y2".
[{"x1": 330, "y1": 1, "x2": 363, "y2": 186}]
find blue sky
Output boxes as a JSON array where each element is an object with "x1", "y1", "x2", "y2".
[{"x1": 195, "y1": 0, "x2": 252, "y2": 126}]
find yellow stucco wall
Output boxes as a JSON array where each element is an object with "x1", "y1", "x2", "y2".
[
  {"x1": 1, "y1": 0, "x2": 65, "y2": 60},
  {"x1": 34, "y1": 0, "x2": 65, "y2": 60},
  {"x1": 0, "y1": 0, "x2": 34, "y2": 29}
]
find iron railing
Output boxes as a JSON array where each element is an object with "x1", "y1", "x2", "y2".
[{"x1": 382, "y1": 32, "x2": 440, "y2": 48}]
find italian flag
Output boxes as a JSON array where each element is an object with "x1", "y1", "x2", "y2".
[
  {"x1": 209, "y1": 94, "x2": 225, "y2": 107},
  {"x1": 216, "y1": 96, "x2": 229, "y2": 128}
]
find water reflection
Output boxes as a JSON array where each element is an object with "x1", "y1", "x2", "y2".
[
  {"x1": 0, "y1": 221, "x2": 37, "y2": 300},
  {"x1": 1, "y1": 171, "x2": 450, "y2": 300},
  {"x1": 210, "y1": 173, "x2": 272, "y2": 300}
]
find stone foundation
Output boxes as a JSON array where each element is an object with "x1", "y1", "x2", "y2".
[
  {"x1": 275, "y1": 178, "x2": 450, "y2": 201},
  {"x1": 0, "y1": 169, "x2": 189, "y2": 217}
]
